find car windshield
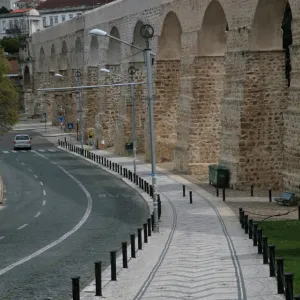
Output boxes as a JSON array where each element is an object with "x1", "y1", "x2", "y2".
[{"x1": 15, "y1": 136, "x2": 29, "y2": 140}]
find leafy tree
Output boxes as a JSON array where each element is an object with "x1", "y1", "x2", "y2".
[
  {"x1": 0, "y1": 6, "x2": 10, "y2": 14},
  {"x1": 0, "y1": 36, "x2": 22, "y2": 53},
  {"x1": 0, "y1": 48, "x2": 19, "y2": 133}
]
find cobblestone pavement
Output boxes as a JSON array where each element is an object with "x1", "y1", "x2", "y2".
[{"x1": 53, "y1": 134, "x2": 284, "y2": 300}]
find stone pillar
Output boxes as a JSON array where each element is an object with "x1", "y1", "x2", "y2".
[
  {"x1": 154, "y1": 59, "x2": 180, "y2": 162},
  {"x1": 188, "y1": 55, "x2": 224, "y2": 178}
]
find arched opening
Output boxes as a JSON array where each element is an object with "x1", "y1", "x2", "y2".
[
  {"x1": 38, "y1": 47, "x2": 45, "y2": 72},
  {"x1": 89, "y1": 36, "x2": 99, "y2": 66},
  {"x1": 198, "y1": 0, "x2": 227, "y2": 56},
  {"x1": 74, "y1": 37, "x2": 83, "y2": 69},
  {"x1": 131, "y1": 21, "x2": 145, "y2": 63},
  {"x1": 155, "y1": 11, "x2": 182, "y2": 163},
  {"x1": 249, "y1": 0, "x2": 289, "y2": 51},
  {"x1": 190, "y1": 0, "x2": 228, "y2": 177},
  {"x1": 107, "y1": 27, "x2": 121, "y2": 65},
  {"x1": 60, "y1": 41, "x2": 68, "y2": 71},
  {"x1": 239, "y1": 0, "x2": 293, "y2": 189},
  {"x1": 50, "y1": 44, "x2": 56, "y2": 72},
  {"x1": 24, "y1": 65, "x2": 31, "y2": 89}
]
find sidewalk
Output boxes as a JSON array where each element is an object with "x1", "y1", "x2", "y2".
[{"x1": 39, "y1": 126, "x2": 283, "y2": 300}]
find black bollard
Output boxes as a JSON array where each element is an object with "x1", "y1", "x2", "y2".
[
  {"x1": 183, "y1": 185, "x2": 186, "y2": 197},
  {"x1": 269, "y1": 189, "x2": 272, "y2": 202},
  {"x1": 269, "y1": 245, "x2": 276, "y2": 277},
  {"x1": 71, "y1": 277, "x2": 80, "y2": 300},
  {"x1": 295, "y1": 295, "x2": 300, "y2": 300},
  {"x1": 136, "y1": 175, "x2": 139, "y2": 185},
  {"x1": 109, "y1": 161, "x2": 112, "y2": 169},
  {"x1": 141, "y1": 179, "x2": 144, "y2": 190},
  {"x1": 130, "y1": 234, "x2": 136, "y2": 258},
  {"x1": 253, "y1": 223, "x2": 258, "y2": 246},
  {"x1": 257, "y1": 228, "x2": 263, "y2": 254},
  {"x1": 143, "y1": 223, "x2": 148, "y2": 243},
  {"x1": 298, "y1": 206, "x2": 300, "y2": 220},
  {"x1": 285, "y1": 273, "x2": 294, "y2": 300},
  {"x1": 248, "y1": 219, "x2": 253, "y2": 239},
  {"x1": 222, "y1": 188, "x2": 226, "y2": 201},
  {"x1": 189, "y1": 191, "x2": 192, "y2": 204},
  {"x1": 95, "y1": 261, "x2": 102, "y2": 296},
  {"x1": 122, "y1": 242, "x2": 128, "y2": 268},
  {"x1": 158, "y1": 195, "x2": 161, "y2": 219},
  {"x1": 241, "y1": 210, "x2": 245, "y2": 229},
  {"x1": 276, "y1": 257, "x2": 284, "y2": 294},
  {"x1": 147, "y1": 218, "x2": 151, "y2": 236},
  {"x1": 262, "y1": 236, "x2": 268, "y2": 264},
  {"x1": 239, "y1": 208, "x2": 243, "y2": 224},
  {"x1": 110, "y1": 251, "x2": 117, "y2": 281},
  {"x1": 137, "y1": 228, "x2": 142, "y2": 250},
  {"x1": 251, "y1": 184, "x2": 254, "y2": 197},
  {"x1": 216, "y1": 187, "x2": 219, "y2": 197},
  {"x1": 150, "y1": 185, "x2": 153, "y2": 197},
  {"x1": 244, "y1": 215, "x2": 248, "y2": 234},
  {"x1": 151, "y1": 213, "x2": 154, "y2": 231}
]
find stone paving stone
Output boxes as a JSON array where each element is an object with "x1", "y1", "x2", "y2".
[{"x1": 58, "y1": 142, "x2": 284, "y2": 300}]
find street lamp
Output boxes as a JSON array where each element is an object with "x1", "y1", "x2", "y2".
[
  {"x1": 54, "y1": 72, "x2": 84, "y2": 153},
  {"x1": 89, "y1": 24, "x2": 159, "y2": 233},
  {"x1": 100, "y1": 66, "x2": 137, "y2": 175}
]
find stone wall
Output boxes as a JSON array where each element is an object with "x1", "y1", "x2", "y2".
[
  {"x1": 155, "y1": 59, "x2": 180, "y2": 162},
  {"x1": 238, "y1": 51, "x2": 287, "y2": 189}
]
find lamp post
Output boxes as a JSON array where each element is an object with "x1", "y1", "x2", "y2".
[
  {"x1": 100, "y1": 66, "x2": 137, "y2": 175},
  {"x1": 89, "y1": 25, "x2": 159, "y2": 233},
  {"x1": 55, "y1": 72, "x2": 84, "y2": 154}
]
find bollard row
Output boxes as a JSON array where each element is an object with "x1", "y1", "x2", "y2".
[{"x1": 238, "y1": 208, "x2": 295, "y2": 300}]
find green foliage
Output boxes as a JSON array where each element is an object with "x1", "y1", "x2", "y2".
[
  {"x1": 0, "y1": 6, "x2": 10, "y2": 14},
  {"x1": 260, "y1": 220, "x2": 300, "y2": 294},
  {"x1": 0, "y1": 36, "x2": 21, "y2": 53},
  {"x1": 0, "y1": 48, "x2": 19, "y2": 133}
]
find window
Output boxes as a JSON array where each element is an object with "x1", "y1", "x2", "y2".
[
  {"x1": 20, "y1": 19, "x2": 24, "y2": 29},
  {"x1": 54, "y1": 16, "x2": 58, "y2": 23},
  {"x1": 43, "y1": 17, "x2": 46, "y2": 27},
  {"x1": 15, "y1": 135, "x2": 29, "y2": 140},
  {"x1": 61, "y1": 15, "x2": 65, "y2": 22},
  {"x1": 2, "y1": 20, "x2": 6, "y2": 31},
  {"x1": 69, "y1": 14, "x2": 73, "y2": 19},
  {"x1": 50, "y1": 16, "x2": 53, "y2": 26},
  {"x1": 9, "y1": 20, "x2": 13, "y2": 28}
]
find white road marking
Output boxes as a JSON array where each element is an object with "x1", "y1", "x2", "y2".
[
  {"x1": 21, "y1": 162, "x2": 25, "y2": 166},
  {"x1": 0, "y1": 236, "x2": 5, "y2": 240},
  {"x1": 21, "y1": 150, "x2": 26, "y2": 153},
  {"x1": 40, "y1": 181, "x2": 43, "y2": 186},
  {"x1": 17, "y1": 224, "x2": 28, "y2": 230},
  {"x1": 11, "y1": 150, "x2": 17, "y2": 153},
  {"x1": 28, "y1": 168, "x2": 32, "y2": 172},
  {"x1": 34, "y1": 175, "x2": 38, "y2": 179},
  {"x1": 0, "y1": 150, "x2": 92, "y2": 276},
  {"x1": 38, "y1": 149, "x2": 45, "y2": 152},
  {"x1": 43, "y1": 190, "x2": 46, "y2": 196},
  {"x1": 48, "y1": 149, "x2": 55, "y2": 152},
  {"x1": 3, "y1": 151, "x2": 9, "y2": 154},
  {"x1": 34, "y1": 212, "x2": 41, "y2": 218},
  {"x1": 42, "y1": 200, "x2": 46, "y2": 206}
]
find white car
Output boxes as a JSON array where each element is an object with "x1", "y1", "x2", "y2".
[{"x1": 13, "y1": 134, "x2": 32, "y2": 150}]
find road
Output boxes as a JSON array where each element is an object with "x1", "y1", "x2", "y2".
[{"x1": 0, "y1": 129, "x2": 149, "y2": 300}]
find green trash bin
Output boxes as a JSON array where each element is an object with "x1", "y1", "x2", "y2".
[{"x1": 208, "y1": 165, "x2": 229, "y2": 188}]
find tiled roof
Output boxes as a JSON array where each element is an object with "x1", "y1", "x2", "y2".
[
  {"x1": 8, "y1": 59, "x2": 20, "y2": 75},
  {"x1": 9, "y1": 8, "x2": 31, "y2": 13},
  {"x1": 36, "y1": 0, "x2": 114, "y2": 10}
]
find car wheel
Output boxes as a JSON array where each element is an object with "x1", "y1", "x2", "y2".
[
  {"x1": 14, "y1": 147, "x2": 16, "y2": 150},
  {"x1": 29, "y1": 147, "x2": 32, "y2": 150}
]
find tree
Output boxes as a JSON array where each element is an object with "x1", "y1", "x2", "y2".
[
  {"x1": 0, "y1": 6, "x2": 10, "y2": 14},
  {"x1": 0, "y1": 48, "x2": 19, "y2": 133},
  {"x1": 0, "y1": 36, "x2": 23, "y2": 53}
]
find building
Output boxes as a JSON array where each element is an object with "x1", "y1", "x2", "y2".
[
  {"x1": 0, "y1": 8, "x2": 40, "y2": 39},
  {"x1": 0, "y1": 0, "x2": 19, "y2": 10},
  {"x1": 36, "y1": 0, "x2": 114, "y2": 29}
]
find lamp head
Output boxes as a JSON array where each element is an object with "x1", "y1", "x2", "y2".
[
  {"x1": 54, "y1": 73, "x2": 63, "y2": 77},
  {"x1": 89, "y1": 29, "x2": 108, "y2": 37},
  {"x1": 100, "y1": 68, "x2": 110, "y2": 73}
]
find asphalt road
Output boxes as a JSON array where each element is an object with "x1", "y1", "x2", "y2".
[{"x1": 0, "y1": 130, "x2": 149, "y2": 300}]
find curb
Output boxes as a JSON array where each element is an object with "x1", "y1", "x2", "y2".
[{"x1": 0, "y1": 176, "x2": 3, "y2": 204}]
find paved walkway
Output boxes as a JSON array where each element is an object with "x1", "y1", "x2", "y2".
[{"x1": 37, "y1": 127, "x2": 283, "y2": 300}]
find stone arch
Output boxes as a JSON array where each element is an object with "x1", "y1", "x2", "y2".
[
  {"x1": 38, "y1": 47, "x2": 45, "y2": 72},
  {"x1": 198, "y1": 0, "x2": 228, "y2": 56},
  {"x1": 89, "y1": 36, "x2": 99, "y2": 66},
  {"x1": 249, "y1": 0, "x2": 289, "y2": 50},
  {"x1": 131, "y1": 20, "x2": 145, "y2": 62},
  {"x1": 24, "y1": 65, "x2": 31, "y2": 89},
  {"x1": 154, "y1": 11, "x2": 182, "y2": 163},
  {"x1": 107, "y1": 26, "x2": 121, "y2": 65},
  {"x1": 49, "y1": 44, "x2": 56, "y2": 72},
  {"x1": 74, "y1": 37, "x2": 84, "y2": 68},
  {"x1": 60, "y1": 41, "x2": 68, "y2": 71},
  {"x1": 157, "y1": 11, "x2": 182, "y2": 60}
]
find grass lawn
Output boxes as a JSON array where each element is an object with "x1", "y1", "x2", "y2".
[{"x1": 260, "y1": 220, "x2": 300, "y2": 295}]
